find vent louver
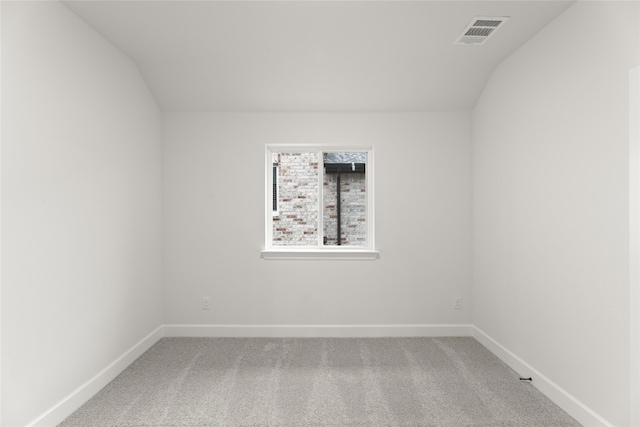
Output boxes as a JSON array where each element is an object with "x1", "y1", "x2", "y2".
[{"x1": 455, "y1": 16, "x2": 509, "y2": 45}]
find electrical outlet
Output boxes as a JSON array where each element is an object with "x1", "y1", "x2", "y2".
[
  {"x1": 453, "y1": 297, "x2": 462, "y2": 310},
  {"x1": 202, "y1": 297, "x2": 210, "y2": 310}
]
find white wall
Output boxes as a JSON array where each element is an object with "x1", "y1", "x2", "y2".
[
  {"x1": 163, "y1": 112, "x2": 471, "y2": 327},
  {"x1": 1, "y1": 2, "x2": 163, "y2": 426},
  {"x1": 7, "y1": 0, "x2": 636, "y2": 425},
  {"x1": 630, "y1": 65, "x2": 640, "y2": 427},
  {"x1": 472, "y1": 2, "x2": 639, "y2": 426}
]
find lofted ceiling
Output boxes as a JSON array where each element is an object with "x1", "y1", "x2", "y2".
[{"x1": 63, "y1": 0, "x2": 575, "y2": 112}]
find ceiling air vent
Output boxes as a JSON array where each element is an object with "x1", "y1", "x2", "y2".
[{"x1": 454, "y1": 16, "x2": 509, "y2": 45}]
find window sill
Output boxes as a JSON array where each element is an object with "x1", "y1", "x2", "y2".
[{"x1": 261, "y1": 249, "x2": 379, "y2": 260}]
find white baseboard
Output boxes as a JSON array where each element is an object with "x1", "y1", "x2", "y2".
[
  {"x1": 27, "y1": 324, "x2": 610, "y2": 427},
  {"x1": 163, "y1": 323, "x2": 473, "y2": 338},
  {"x1": 26, "y1": 326, "x2": 164, "y2": 427},
  {"x1": 472, "y1": 326, "x2": 611, "y2": 427}
]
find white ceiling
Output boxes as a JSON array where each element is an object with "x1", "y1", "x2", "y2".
[{"x1": 63, "y1": 0, "x2": 575, "y2": 112}]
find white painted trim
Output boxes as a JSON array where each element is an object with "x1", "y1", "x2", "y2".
[
  {"x1": 261, "y1": 248, "x2": 379, "y2": 260},
  {"x1": 26, "y1": 326, "x2": 164, "y2": 427},
  {"x1": 163, "y1": 324, "x2": 472, "y2": 338},
  {"x1": 27, "y1": 324, "x2": 613, "y2": 427},
  {"x1": 0, "y1": 2, "x2": 4, "y2": 421},
  {"x1": 472, "y1": 326, "x2": 612, "y2": 427}
]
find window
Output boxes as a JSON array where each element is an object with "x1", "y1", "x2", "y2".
[{"x1": 262, "y1": 146, "x2": 377, "y2": 260}]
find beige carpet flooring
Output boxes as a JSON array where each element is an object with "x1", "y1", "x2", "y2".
[{"x1": 59, "y1": 337, "x2": 580, "y2": 426}]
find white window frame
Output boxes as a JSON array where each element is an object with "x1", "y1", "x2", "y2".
[{"x1": 262, "y1": 145, "x2": 378, "y2": 260}]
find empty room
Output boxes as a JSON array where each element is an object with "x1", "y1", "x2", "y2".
[{"x1": 2, "y1": 0, "x2": 639, "y2": 426}]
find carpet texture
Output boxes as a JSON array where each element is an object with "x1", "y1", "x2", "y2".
[{"x1": 59, "y1": 337, "x2": 580, "y2": 426}]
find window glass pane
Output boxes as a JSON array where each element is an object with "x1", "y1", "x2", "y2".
[
  {"x1": 323, "y1": 152, "x2": 366, "y2": 247},
  {"x1": 272, "y1": 152, "x2": 319, "y2": 246},
  {"x1": 272, "y1": 164, "x2": 278, "y2": 213}
]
